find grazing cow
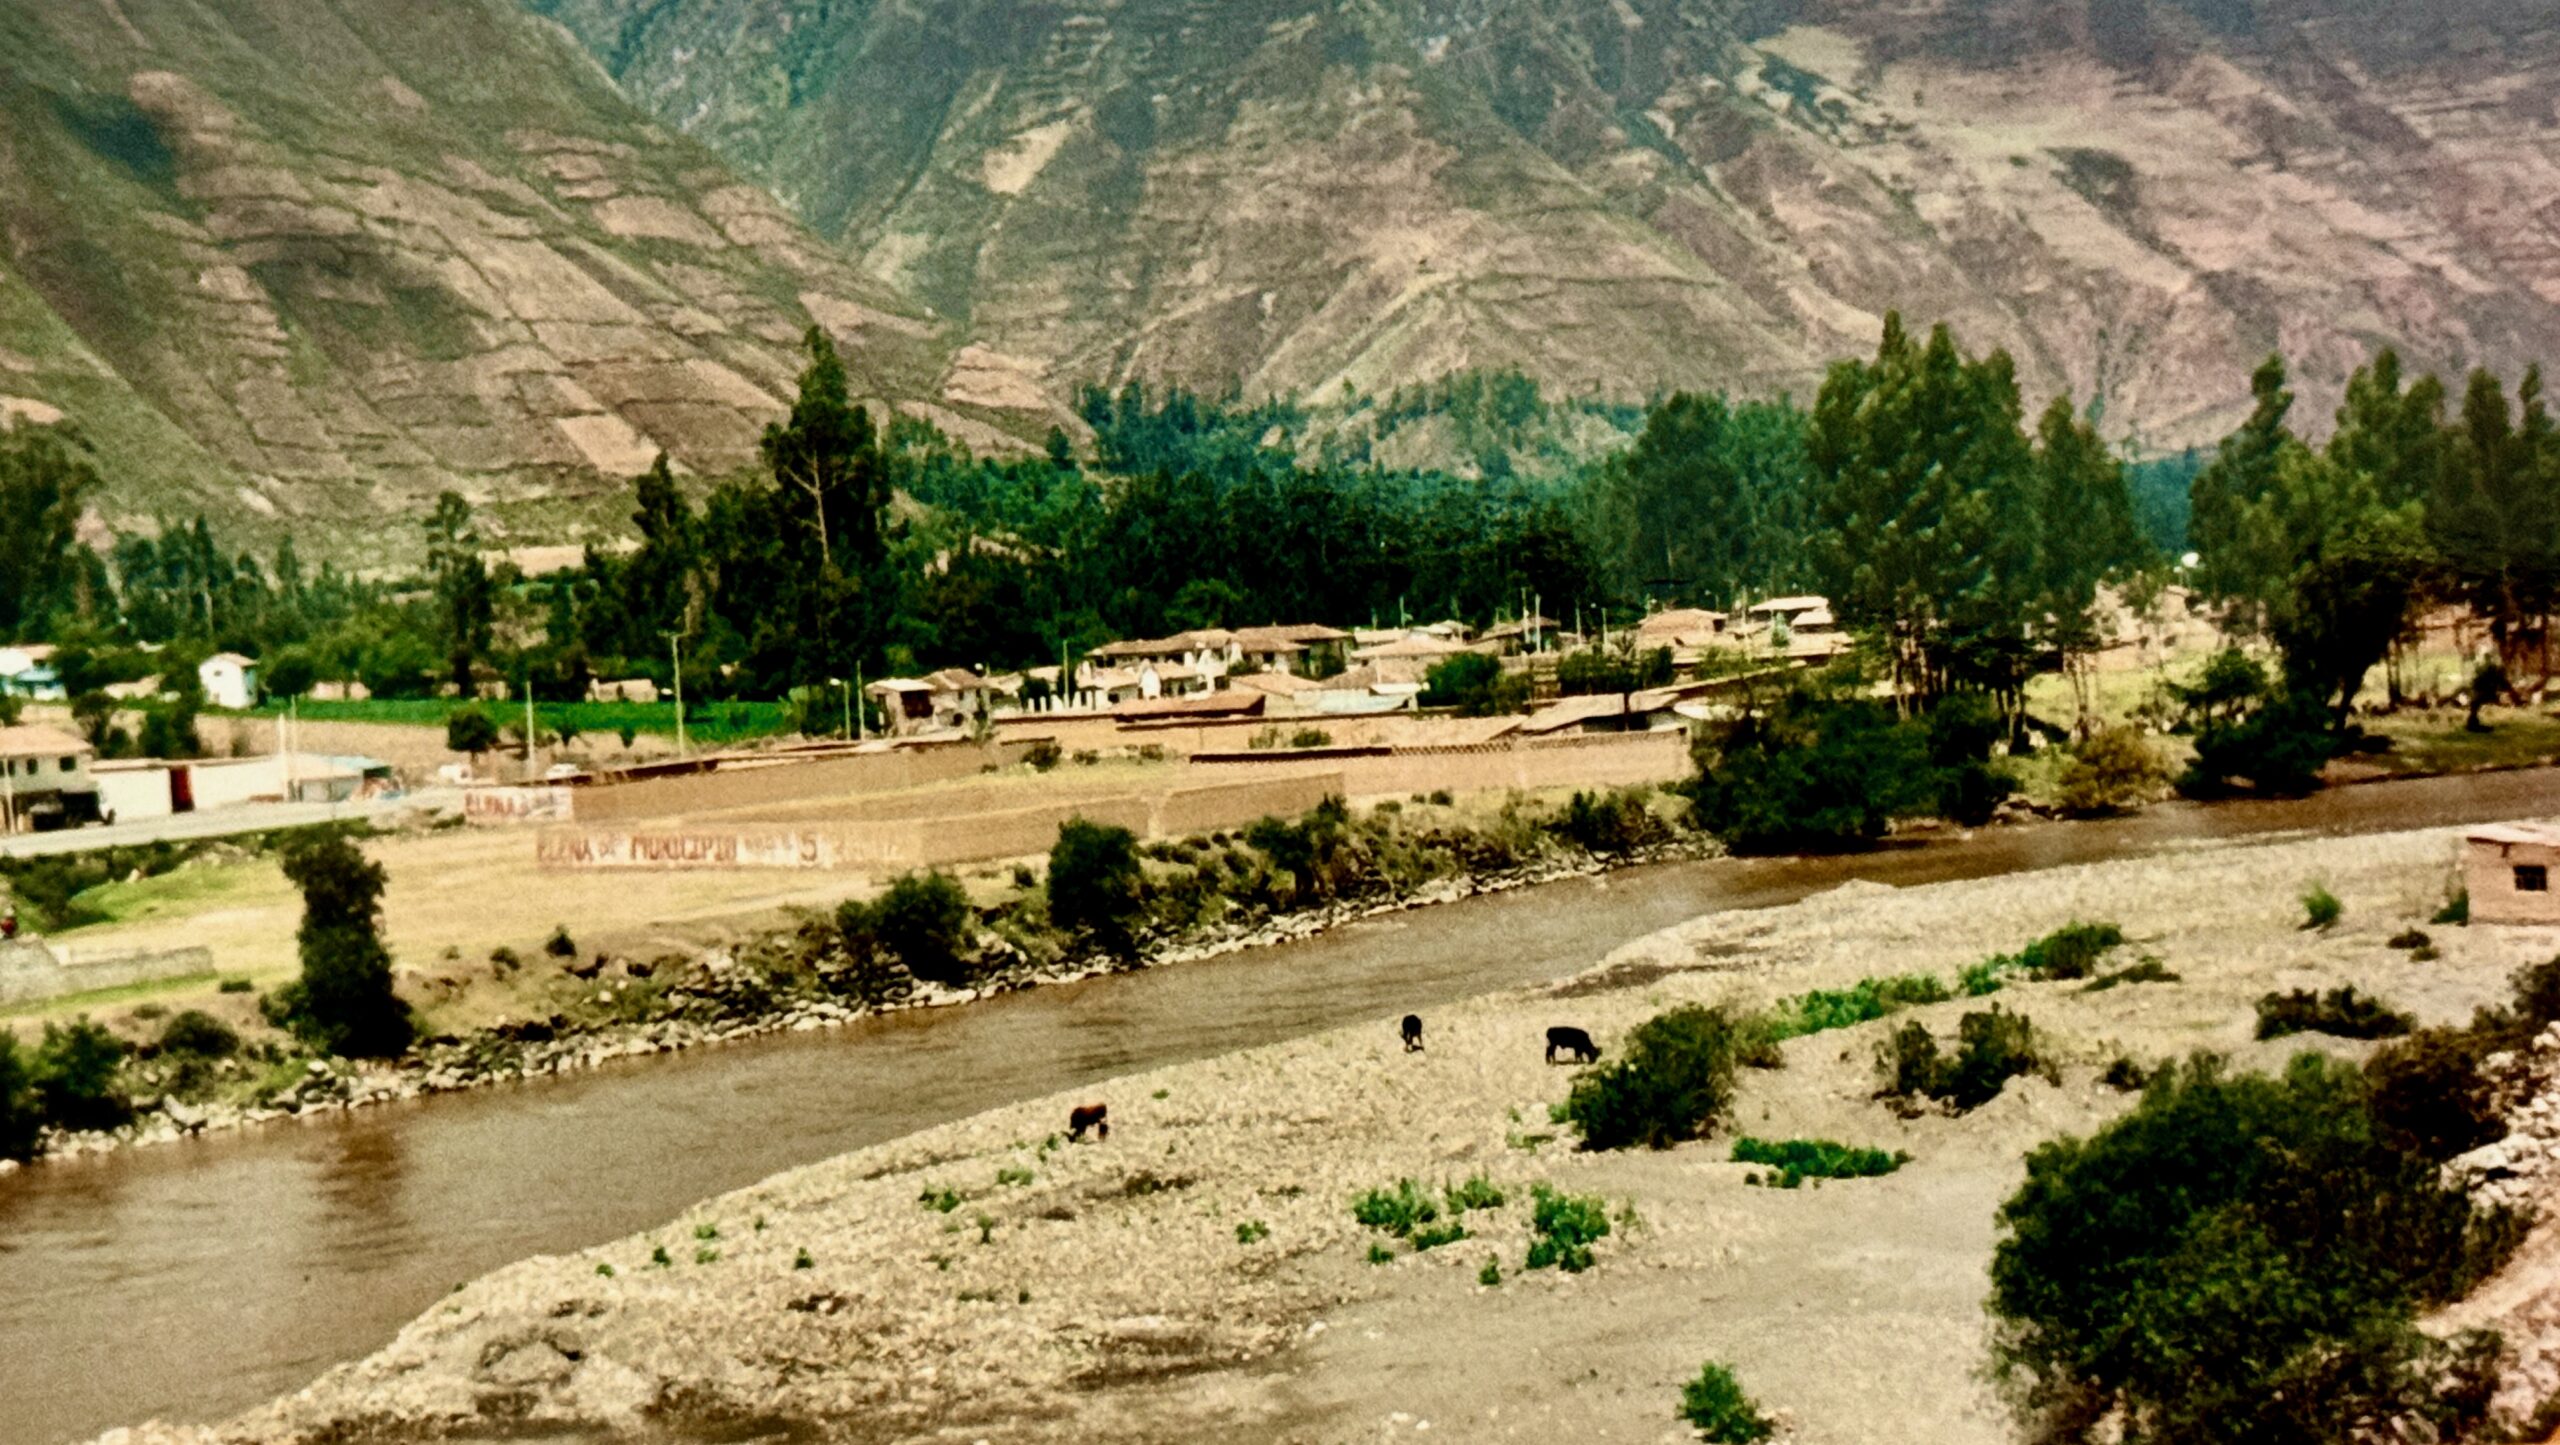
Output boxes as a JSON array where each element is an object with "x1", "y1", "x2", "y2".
[
  {"x1": 1545, "y1": 1026, "x2": 1601, "y2": 1065},
  {"x1": 1068, "y1": 1102, "x2": 1110, "y2": 1142},
  {"x1": 1401, "y1": 1014, "x2": 1424, "y2": 1052}
]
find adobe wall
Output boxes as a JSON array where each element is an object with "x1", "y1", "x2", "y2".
[
  {"x1": 0, "y1": 940, "x2": 219, "y2": 1006},
  {"x1": 573, "y1": 741, "x2": 1029, "y2": 822},
  {"x1": 1190, "y1": 733, "x2": 1690, "y2": 799},
  {"x1": 2467, "y1": 838, "x2": 2560, "y2": 925}
]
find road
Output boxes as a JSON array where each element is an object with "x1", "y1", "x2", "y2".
[{"x1": 0, "y1": 797, "x2": 417, "y2": 858}]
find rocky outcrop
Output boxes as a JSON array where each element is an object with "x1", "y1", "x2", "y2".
[
  {"x1": 0, "y1": 0, "x2": 1066, "y2": 548},
  {"x1": 543, "y1": 0, "x2": 2560, "y2": 445}
]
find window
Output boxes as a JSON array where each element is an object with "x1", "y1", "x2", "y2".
[
  {"x1": 2519, "y1": 865, "x2": 2549, "y2": 894},
  {"x1": 58, "y1": 757, "x2": 74, "y2": 773}
]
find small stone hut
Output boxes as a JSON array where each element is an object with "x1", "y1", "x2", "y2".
[{"x1": 2465, "y1": 823, "x2": 2560, "y2": 925}]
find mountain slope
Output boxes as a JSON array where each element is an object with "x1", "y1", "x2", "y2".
[
  {"x1": 0, "y1": 0, "x2": 1064, "y2": 549},
  {"x1": 534, "y1": 0, "x2": 2560, "y2": 445}
]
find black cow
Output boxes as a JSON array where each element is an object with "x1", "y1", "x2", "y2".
[
  {"x1": 1068, "y1": 1102, "x2": 1110, "y2": 1141},
  {"x1": 1545, "y1": 1026, "x2": 1601, "y2": 1065},
  {"x1": 1401, "y1": 1014, "x2": 1424, "y2": 1052}
]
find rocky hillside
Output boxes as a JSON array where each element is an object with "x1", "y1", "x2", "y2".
[
  {"x1": 535, "y1": 0, "x2": 2560, "y2": 446},
  {"x1": 0, "y1": 0, "x2": 1064, "y2": 549}
]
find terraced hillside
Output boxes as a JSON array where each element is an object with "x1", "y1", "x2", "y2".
[
  {"x1": 0, "y1": 0, "x2": 1064, "y2": 550},
  {"x1": 535, "y1": 0, "x2": 2560, "y2": 445}
]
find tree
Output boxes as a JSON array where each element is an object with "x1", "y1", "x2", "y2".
[
  {"x1": 1047, "y1": 817, "x2": 1145, "y2": 957},
  {"x1": 445, "y1": 706, "x2": 500, "y2": 759},
  {"x1": 858, "y1": 870, "x2": 976, "y2": 986},
  {"x1": 2429, "y1": 368, "x2": 2560, "y2": 681},
  {"x1": 1688, "y1": 688, "x2": 1936, "y2": 853},
  {"x1": 0, "y1": 424, "x2": 101, "y2": 640},
  {"x1": 761, "y1": 328, "x2": 887, "y2": 574},
  {"x1": 425, "y1": 491, "x2": 494, "y2": 696},
  {"x1": 262, "y1": 648, "x2": 317, "y2": 703},
  {"x1": 1989, "y1": 1054, "x2": 2510, "y2": 1445},
  {"x1": 271, "y1": 831, "x2": 413, "y2": 1058},
  {"x1": 2187, "y1": 354, "x2": 2299, "y2": 626},
  {"x1": 1421, "y1": 651, "x2": 1526, "y2": 715},
  {"x1": 1590, "y1": 391, "x2": 1810, "y2": 604}
]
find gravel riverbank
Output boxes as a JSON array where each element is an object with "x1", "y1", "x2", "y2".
[{"x1": 90, "y1": 820, "x2": 2560, "y2": 1444}]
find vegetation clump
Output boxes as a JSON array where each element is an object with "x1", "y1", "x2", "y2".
[
  {"x1": 1730, "y1": 1136, "x2": 1908, "y2": 1187},
  {"x1": 1989, "y1": 1055, "x2": 2518, "y2": 1443},
  {"x1": 1046, "y1": 817, "x2": 1146, "y2": 958},
  {"x1": 2300, "y1": 883, "x2": 2344, "y2": 930},
  {"x1": 1562, "y1": 1005, "x2": 1750, "y2": 1151},
  {"x1": 1877, "y1": 1006, "x2": 2052, "y2": 1113},
  {"x1": 2053, "y1": 726, "x2": 2167, "y2": 817},
  {"x1": 1763, "y1": 974, "x2": 1948, "y2": 1041},
  {"x1": 1677, "y1": 1362, "x2": 1776, "y2": 1443},
  {"x1": 1524, "y1": 1185, "x2": 1612, "y2": 1273},
  {"x1": 2253, "y1": 986, "x2": 2413, "y2": 1041},
  {"x1": 841, "y1": 870, "x2": 976, "y2": 987}
]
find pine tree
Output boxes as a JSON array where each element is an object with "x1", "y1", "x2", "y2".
[{"x1": 2429, "y1": 367, "x2": 2560, "y2": 675}]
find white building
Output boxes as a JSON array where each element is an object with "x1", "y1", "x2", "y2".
[{"x1": 198, "y1": 652, "x2": 259, "y2": 710}]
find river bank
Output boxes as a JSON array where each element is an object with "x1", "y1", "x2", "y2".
[
  {"x1": 6, "y1": 829, "x2": 1718, "y2": 1171},
  {"x1": 86, "y1": 816, "x2": 2560, "y2": 1445}
]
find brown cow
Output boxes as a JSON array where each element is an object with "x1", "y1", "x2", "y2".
[{"x1": 1068, "y1": 1102, "x2": 1110, "y2": 1142}]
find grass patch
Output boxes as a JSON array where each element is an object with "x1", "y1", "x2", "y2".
[
  {"x1": 918, "y1": 1186, "x2": 964, "y2": 1213},
  {"x1": 1730, "y1": 1136, "x2": 1909, "y2": 1186},
  {"x1": 1965, "y1": 920, "x2": 2126, "y2": 994},
  {"x1": 221, "y1": 696, "x2": 794, "y2": 746},
  {"x1": 2254, "y1": 986, "x2": 2412, "y2": 1041},
  {"x1": 1351, "y1": 1179, "x2": 1440, "y2": 1237},
  {"x1": 1235, "y1": 1219, "x2": 1269, "y2": 1245},
  {"x1": 1408, "y1": 1221, "x2": 1470, "y2": 1251},
  {"x1": 1763, "y1": 973, "x2": 1949, "y2": 1041}
]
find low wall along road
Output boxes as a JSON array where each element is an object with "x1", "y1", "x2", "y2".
[{"x1": 0, "y1": 938, "x2": 218, "y2": 1006}]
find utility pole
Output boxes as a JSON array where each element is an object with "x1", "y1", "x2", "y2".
[
  {"x1": 665, "y1": 631, "x2": 687, "y2": 758},
  {"x1": 524, "y1": 674, "x2": 537, "y2": 777},
  {"x1": 852, "y1": 662, "x2": 864, "y2": 741}
]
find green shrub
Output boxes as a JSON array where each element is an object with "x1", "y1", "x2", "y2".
[
  {"x1": 33, "y1": 1018, "x2": 131, "y2": 1133},
  {"x1": 1046, "y1": 816, "x2": 1145, "y2": 957},
  {"x1": 1877, "y1": 1007, "x2": 2050, "y2": 1113},
  {"x1": 1351, "y1": 1179, "x2": 1440, "y2": 1237},
  {"x1": 1988, "y1": 1054, "x2": 2517, "y2": 1443},
  {"x1": 2254, "y1": 986, "x2": 2412, "y2": 1041},
  {"x1": 2099, "y1": 1055, "x2": 2155, "y2": 1092},
  {"x1": 2364, "y1": 1027, "x2": 2504, "y2": 1163},
  {"x1": 2434, "y1": 889, "x2": 2470, "y2": 926},
  {"x1": 1562, "y1": 1005, "x2": 1748, "y2": 1151},
  {"x1": 1923, "y1": 693, "x2": 2016, "y2": 827},
  {"x1": 1287, "y1": 727, "x2": 1333, "y2": 749},
  {"x1": 1023, "y1": 738, "x2": 1063, "y2": 772},
  {"x1": 857, "y1": 871, "x2": 976, "y2": 986},
  {"x1": 544, "y1": 925, "x2": 576, "y2": 958},
  {"x1": 1729, "y1": 1136, "x2": 1908, "y2": 1186},
  {"x1": 1965, "y1": 921, "x2": 2126, "y2": 995},
  {"x1": 995, "y1": 1166, "x2": 1033, "y2": 1187},
  {"x1": 1525, "y1": 1185, "x2": 1611, "y2": 1272},
  {"x1": 158, "y1": 1009, "x2": 239, "y2": 1058},
  {"x1": 1477, "y1": 1256, "x2": 1502, "y2": 1287},
  {"x1": 2301, "y1": 884, "x2": 2343, "y2": 930},
  {"x1": 1235, "y1": 1219, "x2": 1269, "y2": 1245},
  {"x1": 1763, "y1": 974, "x2": 1949, "y2": 1041},
  {"x1": 918, "y1": 1186, "x2": 964, "y2": 1213},
  {"x1": 1365, "y1": 1242, "x2": 1394, "y2": 1265},
  {"x1": 0, "y1": 1032, "x2": 40, "y2": 1161},
  {"x1": 217, "y1": 978, "x2": 254, "y2": 993},
  {"x1": 2054, "y1": 726, "x2": 2167, "y2": 817},
  {"x1": 1677, "y1": 1361, "x2": 1775, "y2": 1443},
  {"x1": 1551, "y1": 788, "x2": 1671, "y2": 856},
  {"x1": 1421, "y1": 652, "x2": 1528, "y2": 715}
]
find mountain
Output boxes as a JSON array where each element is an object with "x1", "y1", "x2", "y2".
[
  {"x1": 0, "y1": 0, "x2": 1065, "y2": 551},
  {"x1": 531, "y1": 0, "x2": 2560, "y2": 447}
]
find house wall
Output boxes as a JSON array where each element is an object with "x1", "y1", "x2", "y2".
[
  {"x1": 96, "y1": 766, "x2": 177, "y2": 822},
  {"x1": 187, "y1": 757, "x2": 288, "y2": 810},
  {"x1": 2467, "y1": 838, "x2": 2560, "y2": 925}
]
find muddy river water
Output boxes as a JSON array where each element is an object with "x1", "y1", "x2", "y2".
[{"x1": 5, "y1": 768, "x2": 2557, "y2": 1444}]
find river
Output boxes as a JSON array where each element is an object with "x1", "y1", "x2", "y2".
[{"x1": 4, "y1": 767, "x2": 2555, "y2": 1445}]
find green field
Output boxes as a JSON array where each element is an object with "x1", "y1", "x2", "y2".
[{"x1": 221, "y1": 697, "x2": 799, "y2": 746}]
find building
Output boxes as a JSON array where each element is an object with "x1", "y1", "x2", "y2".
[
  {"x1": 588, "y1": 677, "x2": 661, "y2": 705},
  {"x1": 0, "y1": 724, "x2": 100, "y2": 831},
  {"x1": 865, "y1": 668, "x2": 1000, "y2": 736},
  {"x1": 2466, "y1": 824, "x2": 2560, "y2": 925},
  {"x1": 1347, "y1": 632, "x2": 1480, "y2": 685},
  {"x1": 0, "y1": 643, "x2": 64, "y2": 701},
  {"x1": 198, "y1": 652, "x2": 259, "y2": 710}
]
